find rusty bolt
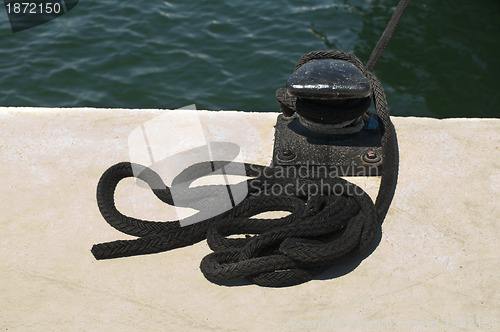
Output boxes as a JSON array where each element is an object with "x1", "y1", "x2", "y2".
[
  {"x1": 279, "y1": 149, "x2": 296, "y2": 162},
  {"x1": 363, "y1": 150, "x2": 381, "y2": 163}
]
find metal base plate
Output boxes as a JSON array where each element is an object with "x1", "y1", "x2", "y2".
[{"x1": 272, "y1": 114, "x2": 382, "y2": 176}]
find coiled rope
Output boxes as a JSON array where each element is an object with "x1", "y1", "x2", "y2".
[{"x1": 92, "y1": 0, "x2": 408, "y2": 287}]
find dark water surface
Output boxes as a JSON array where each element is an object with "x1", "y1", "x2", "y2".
[{"x1": 0, "y1": 0, "x2": 498, "y2": 118}]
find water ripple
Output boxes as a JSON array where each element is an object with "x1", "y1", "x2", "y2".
[{"x1": 0, "y1": 0, "x2": 497, "y2": 117}]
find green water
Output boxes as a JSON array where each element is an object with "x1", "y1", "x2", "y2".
[{"x1": 0, "y1": 0, "x2": 498, "y2": 118}]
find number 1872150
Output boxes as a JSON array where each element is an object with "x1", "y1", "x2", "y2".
[{"x1": 5, "y1": 2, "x2": 62, "y2": 14}]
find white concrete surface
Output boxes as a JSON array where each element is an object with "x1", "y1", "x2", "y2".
[{"x1": 1, "y1": 107, "x2": 499, "y2": 331}]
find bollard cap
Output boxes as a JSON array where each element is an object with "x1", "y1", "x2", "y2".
[{"x1": 286, "y1": 59, "x2": 371, "y2": 101}]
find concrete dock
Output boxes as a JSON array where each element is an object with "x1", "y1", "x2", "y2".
[{"x1": 1, "y1": 108, "x2": 499, "y2": 331}]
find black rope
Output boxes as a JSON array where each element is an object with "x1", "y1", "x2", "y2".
[
  {"x1": 92, "y1": 0, "x2": 410, "y2": 286},
  {"x1": 366, "y1": 0, "x2": 411, "y2": 72},
  {"x1": 91, "y1": 50, "x2": 398, "y2": 287}
]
